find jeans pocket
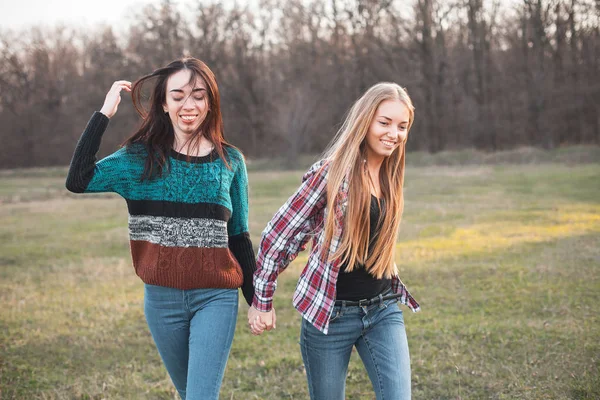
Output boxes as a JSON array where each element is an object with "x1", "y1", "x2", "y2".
[
  {"x1": 383, "y1": 297, "x2": 401, "y2": 308},
  {"x1": 328, "y1": 307, "x2": 343, "y2": 323},
  {"x1": 144, "y1": 284, "x2": 181, "y2": 310},
  {"x1": 381, "y1": 301, "x2": 404, "y2": 325}
]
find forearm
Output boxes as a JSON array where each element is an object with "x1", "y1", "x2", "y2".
[
  {"x1": 65, "y1": 112, "x2": 109, "y2": 193},
  {"x1": 229, "y1": 232, "x2": 256, "y2": 306}
]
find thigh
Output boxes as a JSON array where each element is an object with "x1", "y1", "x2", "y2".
[
  {"x1": 299, "y1": 309, "x2": 361, "y2": 400},
  {"x1": 144, "y1": 284, "x2": 190, "y2": 399},
  {"x1": 186, "y1": 288, "x2": 239, "y2": 400},
  {"x1": 356, "y1": 303, "x2": 411, "y2": 400}
]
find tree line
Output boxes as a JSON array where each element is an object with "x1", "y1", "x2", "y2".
[{"x1": 0, "y1": 0, "x2": 598, "y2": 168}]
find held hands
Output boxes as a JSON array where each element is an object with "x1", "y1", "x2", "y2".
[
  {"x1": 100, "y1": 80, "x2": 132, "y2": 119},
  {"x1": 247, "y1": 306, "x2": 276, "y2": 336}
]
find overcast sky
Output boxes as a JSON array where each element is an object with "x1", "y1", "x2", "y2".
[
  {"x1": 0, "y1": 0, "x2": 157, "y2": 30},
  {"x1": 1, "y1": 0, "x2": 520, "y2": 32}
]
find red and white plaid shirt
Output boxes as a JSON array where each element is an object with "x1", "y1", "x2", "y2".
[{"x1": 252, "y1": 160, "x2": 420, "y2": 334}]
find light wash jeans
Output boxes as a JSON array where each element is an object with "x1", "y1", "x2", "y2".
[
  {"x1": 300, "y1": 297, "x2": 411, "y2": 400},
  {"x1": 144, "y1": 284, "x2": 238, "y2": 400}
]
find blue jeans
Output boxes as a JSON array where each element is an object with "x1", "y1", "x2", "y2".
[
  {"x1": 300, "y1": 298, "x2": 411, "y2": 400},
  {"x1": 144, "y1": 284, "x2": 238, "y2": 400}
]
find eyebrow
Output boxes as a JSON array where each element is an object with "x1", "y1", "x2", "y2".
[
  {"x1": 379, "y1": 115, "x2": 409, "y2": 124},
  {"x1": 169, "y1": 88, "x2": 207, "y2": 93}
]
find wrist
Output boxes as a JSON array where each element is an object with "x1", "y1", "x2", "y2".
[
  {"x1": 252, "y1": 306, "x2": 272, "y2": 313},
  {"x1": 252, "y1": 297, "x2": 273, "y2": 312}
]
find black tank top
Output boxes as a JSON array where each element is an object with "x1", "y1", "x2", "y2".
[{"x1": 335, "y1": 194, "x2": 392, "y2": 301}]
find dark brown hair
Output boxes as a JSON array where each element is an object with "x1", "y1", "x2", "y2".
[{"x1": 123, "y1": 57, "x2": 232, "y2": 180}]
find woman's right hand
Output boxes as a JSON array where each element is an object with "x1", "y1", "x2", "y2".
[
  {"x1": 248, "y1": 306, "x2": 276, "y2": 336},
  {"x1": 99, "y1": 80, "x2": 132, "y2": 119}
]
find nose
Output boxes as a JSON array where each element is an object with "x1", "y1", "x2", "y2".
[
  {"x1": 182, "y1": 95, "x2": 196, "y2": 109},
  {"x1": 388, "y1": 129, "x2": 407, "y2": 142},
  {"x1": 387, "y1": 129, "x2": 399, "y2": 138}
]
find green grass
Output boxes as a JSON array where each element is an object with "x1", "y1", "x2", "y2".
[{"x1": 1, "y1": 148, "x2": 599, "y2": 399}]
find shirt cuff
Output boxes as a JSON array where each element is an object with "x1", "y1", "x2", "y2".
[{"x1": 252, "y1": 295, "x2": 273, "y2": 312}]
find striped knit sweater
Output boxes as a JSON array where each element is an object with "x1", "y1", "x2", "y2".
[{"x1": 66, "y1": 112, "x2": 256, "y2": 305}]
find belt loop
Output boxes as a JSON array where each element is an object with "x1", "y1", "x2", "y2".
[
  {"x1": 341, "y1": 300, "x2": 346, "y2": 310},
  {"x1": 378, "y1": 293, "x2": 386, "y2": 309}
]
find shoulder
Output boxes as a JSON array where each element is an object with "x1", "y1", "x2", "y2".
[
  {"x1": 124, "y1": 143, "x2": 147, "y2": 157},
  {"x1": 99, "y1": 145, "x2": 141, "y2": 163},
  {"x1": 222, "y1": 146, "x2": 249, "y2": 181},
  {"x1": 224, "y1": 145, "x2": 244, "y2": 160},
  {"x1": 104, "y1": 143, "x2": 146, "y2": 165},
  {"x1": 302, "y1": 159, "x2": 329, "y2": 184},
  {"x1": 224, "y1": 146, "x2": 245, "y2": 167}
]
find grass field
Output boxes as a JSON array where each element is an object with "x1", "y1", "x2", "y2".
[{"x1": 1, "y1": 149, "x2": 599, "y2": 399}]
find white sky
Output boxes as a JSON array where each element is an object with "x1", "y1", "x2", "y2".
[
  {"x1": 0, "y1": 0, "x2": 518, "y2": 32},
  {"x1": 0, "y1": 0, "x2": 158, "y2": 30}
]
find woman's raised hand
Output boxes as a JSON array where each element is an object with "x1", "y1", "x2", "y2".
[{"x1": 99, "y1": 80, "x2": 132, "y2": 119}]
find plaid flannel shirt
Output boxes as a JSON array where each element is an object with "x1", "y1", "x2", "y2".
[{"x1": 252, "y1": 160, "x2": 420, "y2": 334}]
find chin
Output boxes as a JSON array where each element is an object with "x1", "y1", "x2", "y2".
[{"x1": 180, "y1": 126, "x2": 199, "y2": 134}]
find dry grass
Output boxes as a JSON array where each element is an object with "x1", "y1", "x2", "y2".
[{"x1": 1, "y1": 149, "x2": 599, "y2": 399}]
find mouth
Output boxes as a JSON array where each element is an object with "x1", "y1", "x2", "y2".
[
  {"x1": 380, "y1": 139, "x2": 396, "y2": 149},
  {"x1": 179, "y1": 114, "x2": 199, "y2": 124}
]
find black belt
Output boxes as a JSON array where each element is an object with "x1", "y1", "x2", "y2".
[{"x1": 334, "y1": 292, "x2": 402, "y2": 307}]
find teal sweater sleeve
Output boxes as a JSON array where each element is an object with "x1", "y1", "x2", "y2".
[
  {"x1": 227, "y1": 154, "x2": 249, "y2": 236},
  {"x1": 227, "y1": 151, "x2": 257, "y2": 306},
  {"x1": 65, "y1": 112, "x2": 129, "y2": 195}
]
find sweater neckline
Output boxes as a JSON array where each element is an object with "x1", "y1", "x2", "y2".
[{"x1": 169, "y1": 148, "x2": 219, "y2": 163}]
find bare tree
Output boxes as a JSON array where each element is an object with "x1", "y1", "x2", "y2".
[{"x1": 0, "y1": 0, "x2": 598, "y2": 168}]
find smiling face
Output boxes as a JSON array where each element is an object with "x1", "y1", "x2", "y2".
[
  {"x1": 163, "y1": 69, "x2": 209, "y2": 139},
  {"x1": 364, "y1": 99, "x2": 410, "y2": 162}
]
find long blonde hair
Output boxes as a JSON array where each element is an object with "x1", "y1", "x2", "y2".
[{"x1": 321, "y1": 83, "x2": 415, "y2": 279}]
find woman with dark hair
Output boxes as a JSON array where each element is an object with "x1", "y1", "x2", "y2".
[{"x1": 66, "y1": 57, "x2": 255, "y2": 399}]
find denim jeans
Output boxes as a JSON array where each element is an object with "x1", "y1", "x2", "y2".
[
  {"x1": 144, "y1": 284, "x2": 238, "y2": 400},
  {"x1": 300, "y1": 298, "x2": 411, "y2": 400}
]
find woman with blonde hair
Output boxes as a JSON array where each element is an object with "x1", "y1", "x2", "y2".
[{"x1": 248, "y1": 82, "x2": 420, "y2": 399}]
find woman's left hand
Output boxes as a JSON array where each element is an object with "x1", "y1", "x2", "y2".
[{"x1": 247, "y1": 306, "x2": 276, "y2": 336}]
